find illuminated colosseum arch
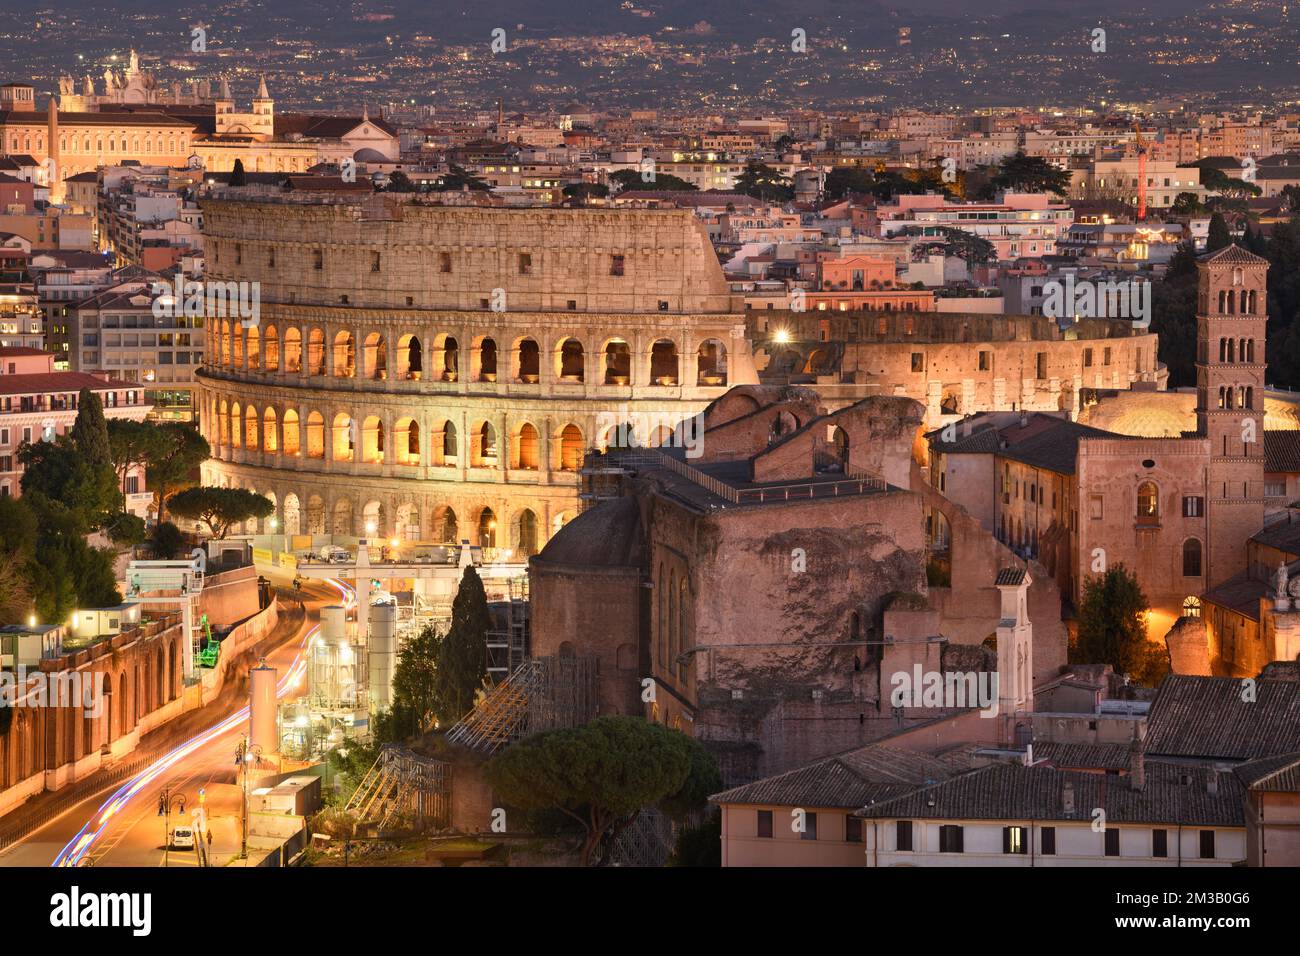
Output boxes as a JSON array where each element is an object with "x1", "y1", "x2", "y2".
[
  {"x1": 602, "y1": 339, "x2": 631, "y2": 385},
  {"x1": 512, "y1": 508, "x2": 540, "y2": 557},
  {"x1": 333, "y1": 497, "x2": 354, "y2": 536},
  {"x1": 307, "y1": 328, "x2": 325, "y2": 375},
  {"x1": 395, "y1": 502, "x2": 421, "y2": 541},
  {"x1": 217, "y1": 400, "x2": 230, "y2": 448},
  {"x1": 220, "y1": 320, "x2": 232, "y2": 366},
  {"x1": 363, "y1": 332, "x2": 387, "y2": 380},
  {"x1": 477, "y1": 507, "x2": 497, "y2": 549},
  {"x1": 650, "y1": 339, "x2": 679, "y2": 386},
  {"x1": 233, "y1": 326, "x2": 245, "y2": 368},
  {"x1": 332, "y1": 413, "x2": 354, "y2": 462},
  {"x1": 262, "y1": 408, "x2": 278, "y2": 452},
  {"x1": 246, "y1": 325, "x2": 260, "y2": 370},
  {"x1": 362, "y1": 500, "x2": 385, "y2": 537},
  {"x1": 283, "y1": 493, "x2": 301, "y2": 534},
  {"x1": 397, "y1": 334, "x2": 422, "y2": 380},
  {"x1": 284, "y1": 328, "x2": 302, "y2": 373},
  {"x1": 306, "y1": 494, "x2": 325, "y2": 534},
  {"x1": 433, "y1": 505, "x2": 459, "y2": 544},
  {"x1": 395, "y1": 417, "x2": 420, "y2": 466},
  {"x1": 263, "y1": 325, "x2": 279, "y2": 371},
  {"x1": 362, "y1": 416, "x2": 384, "y2": 464},
  {"x1": 515, "y1": 338, "x2": 540, "y2": 383},
  {"x1": 556, "y1": 338, "x2": 585, "y2": 382},
  {"x1": 332, "y1": 331, "x2": 356, "y2": 377},
  {"x1": 552, "y1": 510, "x2": 574, "y2": 536},
  {"x1": 697, "y1": 338, "x2": 728, "y2": 386},
  {"x1": 433, "y1": 334, "x2": 459, "y2": 382},
  {"x1": 514, "y1": 422, "x2": 540, "y2": 470},
  {"x1": 282, "y1": 410, "x2": 301, "y2": 456},
  {"x1": 559, "y1": 423, "x2": 584, "y2": 471},
  {"x1": 436, "y1": 420, "x2": 458, "y2": 466},
  {"x1": 474, "y1": 336, "x2": 498, "y2": 383},
  {"x1": 263, "y1": 491, "x2": 277, "y2": 530},
  {"x1": 474, "y1": 421, "x2": 498, "y2": 468},
  {"x1": 243, "y1": 406, "x2": 258, "y2": 449},
  {"x1": 305, "y1": 412, "x2": 325, "y2": 459},
  {"x1": 231, "y1": 402, "x2": 244, "y2": 448}
]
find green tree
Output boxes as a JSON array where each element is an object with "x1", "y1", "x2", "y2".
[
  {"x1": 21, "y1": 396, "x2": 122, "y2": 534},
  {"x1": 0, "y1": 496, "x2": 37, "y2": 625},
  {"x1": 1074, "y1": 565, "x2": 1166, "y2": 685},
  {"x1": 165, "y1": 486, "x2": 274, "y2": 539},
  {"x1": 734, "y1": 162, "x2": 793, "y2": 202},
  {"x1": 823, "y1": 166, "x2": 876, "y2": 200},
  {"x1": 148, "y1": 422, "x2": 210, "y2": 522},
  {"x1": 383, "y1": 171, "x2": 416, "y2": 192},
  {"x1": 983, "y1": 152, "x2": 1071, "y2": 197},
  {"x1": 485, "y1": 715, "x2": 695, "y2": 865},
  {"x1": 435, "y1": 164, "x2": 490, "y2": 192},
  {"x1": 230, "y1": 158, "x2": 247, "y2": 187},
  {"x1": 668, "y1": 810, "x2": 722, "y2": 867},
  {"x1": 391, "y1": 623, "x2": 442, "y2": 736},
  {"x1": 107, "y1": 418, "x2": 166, "y2": 509},
  {"x1": 1149, "y1": 240, "x2": 1200, "y2": 388},
  {"x1": 150, "y1": 520, "x2": 186, "y2": 559},
  {"x1": 1170, "y1": 191, "x2": 1206, "y2": 216},
  {"x1": 607, "y1": 168, "x2": 698, "y2": 193},
  {"x1": 1207, "y1": 212, "x2": 1232, "y2": 252},
  {"x1": 432, "y1": 566, "x2": 490, "y2": 725}
]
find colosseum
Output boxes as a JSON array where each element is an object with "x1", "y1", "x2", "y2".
[{"x1": 196, "y1": 192, "x2": 758, "y2": 556}]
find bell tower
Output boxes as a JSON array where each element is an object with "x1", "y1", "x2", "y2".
[{"x1": 1195, "y1": 244, "x2": 1269, "y2": 586}]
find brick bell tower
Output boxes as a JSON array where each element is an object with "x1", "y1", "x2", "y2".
[{"x1": 1195, "y1": 244, "x2": 1269, "y2": 587}]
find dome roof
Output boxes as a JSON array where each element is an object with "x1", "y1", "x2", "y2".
[
  {"x1": 534, "y1": 497, "x2": 644, "y2": 569},
  {"x1": 352, "y1": 148, "x2": 388, "y2": 163}
]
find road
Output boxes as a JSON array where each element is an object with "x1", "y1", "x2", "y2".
[{"x1": 0, "y1": 577, "x2": 354, "y2": 868}]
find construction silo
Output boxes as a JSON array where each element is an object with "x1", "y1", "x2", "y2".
[
  {"x1": 368, "y1": 599, "x2": 397, "y2": 713},
  {"x1": 249, "y1": 659, "x2": 279, "y2": 754}
]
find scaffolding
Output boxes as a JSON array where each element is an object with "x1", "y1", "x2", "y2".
[
  {"x1": 485, "y1": 576, "x2": 529, "y2": 684},
  {"x1": 344, "y1": 745, "x2": 449, "y2": 830},
  {"x1": 445, "y1": 654, "x2": 597, "y2": 754}
]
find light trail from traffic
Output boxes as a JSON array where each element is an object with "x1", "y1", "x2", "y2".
[{"x1": 51, "y1": 578, "x2": 356, "y2": 867}]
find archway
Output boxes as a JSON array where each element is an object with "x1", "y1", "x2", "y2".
[
  {"x1": 513, "y1": 509, "x2": 539, "y2": 557},
  {"x1": 477, "y1": 507, "x2": 497, "y2": 549},
  {"x1": 650, "y1": 339, "x2": 679, "y2": 385}
]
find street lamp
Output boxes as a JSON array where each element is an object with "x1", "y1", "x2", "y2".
[
  {"x1": 235, "y1": 736, "x2": 264, "y2": 860},
  {"x1": 157, "y1": 787, "x2": 187, "y2": 867}
]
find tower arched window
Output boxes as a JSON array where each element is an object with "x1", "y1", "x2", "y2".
[{"x1": 1182, "y1": 539, "x2": 1203, "y2": 577}]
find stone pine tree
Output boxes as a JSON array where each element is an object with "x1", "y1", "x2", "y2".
[{"x1": 433, "y1": 565, "x2": 491, "y2": 725}]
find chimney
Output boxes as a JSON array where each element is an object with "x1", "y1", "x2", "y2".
[
  {"x1": 1128, "y1": 736, "x2": 1145, "y2": 792},
  {"x1": 1062, "y1": 779, "x2": 1075, "y2": 814}
]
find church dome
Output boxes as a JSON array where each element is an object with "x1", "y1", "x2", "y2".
[
  {"x1": 533, "y1": 497, "x2": 644, "y2": 569},
  {"x1": 352, "y1": 148, "x2": 388, "y2": 164}
]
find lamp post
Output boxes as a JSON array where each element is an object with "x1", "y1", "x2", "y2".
[
  {"x1": 157, "y1": 787, "x2": 187, "y2": 867},
  {"x1": 235, "y1": 736, "x2": 264, "y2": 860}
]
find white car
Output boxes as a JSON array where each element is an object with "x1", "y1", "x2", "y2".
[{"x1": 171, "y1": 826, "x2": 195, "y2": 850}]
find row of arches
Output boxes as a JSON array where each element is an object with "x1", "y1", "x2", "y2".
[
  {"x1": 0, "y1": 637, "x2": 181, "y2": 791},
  {"x1": 1216, "y1": 288, "x2": 1260, "y2": 315},
  {"x1": 1218, "y1": 337, "x2": 1257, "y2": 364},
  {"x1": 212, "y1": 322, "x2": 731, "y2": 388},
  {"x1": 210, "y1": 401, "x2": 592, "y2": 471},
  {"x1": 1216, "y1": 385, "x2": 1255, "y2": 411},
  {"x1": 224, "y1": 484, "x2": 565, "y2": 557}
]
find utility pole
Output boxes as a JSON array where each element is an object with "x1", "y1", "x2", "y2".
[
  {"x1": 235, "y1": 736, "x2": 263, "y2": 861},
  {"x1": 157, "y1": 788, "x2": 186, "y2": 868}
]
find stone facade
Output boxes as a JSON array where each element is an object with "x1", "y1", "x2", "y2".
[{"x1": 196, "y1": 195, "x2": 758, "y2": 553}]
